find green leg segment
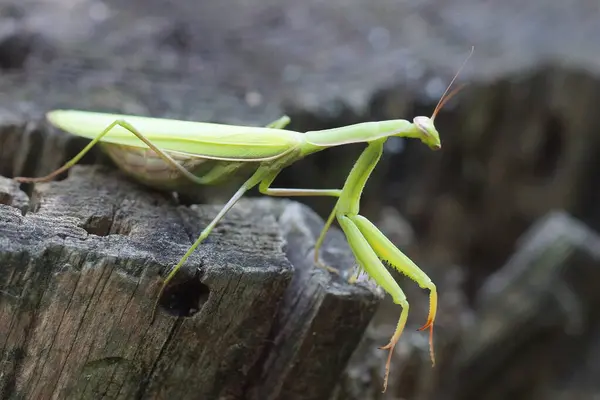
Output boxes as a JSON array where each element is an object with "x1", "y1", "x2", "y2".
[
  {"x1": 151, "y1": 166, "x2": 270, "y2": 322},
  {"x1": 332, "y1": 138, "x2": 437, "y2": 392},
  {"x1": 258, "y1": 170, "x2": 342, "y2": 274},
  {"x1": 257, "y1": 139, "x2": 437, "y2": 393},
  {"x1": 265, "y1": 115, "x2": 291, "y2": 129},
  {"x1": 15, "y1": 119, "x2": 215, "y2": 185}
]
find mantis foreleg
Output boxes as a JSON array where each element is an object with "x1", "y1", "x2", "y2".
[
  {"x1": 333, "y1": 138, "x2": 437, "y2": 392},
  {"x1": 337, "y1": 215, "x2": 409, "y2": 390}
]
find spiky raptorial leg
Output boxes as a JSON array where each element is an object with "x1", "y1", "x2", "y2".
[
  {"x1": 336, "y1": 213, "x2": 410, "y2": 392},
  {"x1": 352, "y1": 215, "x2": 437, "y2": 365},
  {"x1": 332, "y1": 138, "x2": 437, "y2": 392}
]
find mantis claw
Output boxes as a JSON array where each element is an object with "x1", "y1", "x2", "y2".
[
  {"x1": 378, "y1": 303, "x2": 409, "y2": 392},
  {"x1": 347, "y1": 267, "x2": 365, "y2": 284},
  {"x1": 417, "y1": 288, "x2": 437, "y2": 366}
]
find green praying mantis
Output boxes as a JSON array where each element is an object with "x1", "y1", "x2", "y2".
[{"x1": 14, "y1": 48, "x2": 473, "y2": 392}]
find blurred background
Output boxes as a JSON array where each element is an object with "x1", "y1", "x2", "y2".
[{"x1": 1, "y1": 0, "x2": 600, "y2": 399}]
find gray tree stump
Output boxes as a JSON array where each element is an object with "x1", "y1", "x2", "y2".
[
  {"x1": 436, "y1": 211, "x2": 600, "y2": 400},
  {"x1": 0, "y1": 164, "x2": 381, "y2": 399}
]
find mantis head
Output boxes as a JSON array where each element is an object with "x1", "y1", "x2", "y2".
[
  {"x1": 414, "y1": 116, "x2": 441, "y2": 150},
  {"x1": 414, "y1": 46, "x2": 474, "y2": 152}
]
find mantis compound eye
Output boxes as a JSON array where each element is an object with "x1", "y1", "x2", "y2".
[
  {"x1": 413, "y1": 116, "x2": 441, "y2": 150},
  {"x1": 413, "y1": 116, "x2": 432, "y2": 136}
]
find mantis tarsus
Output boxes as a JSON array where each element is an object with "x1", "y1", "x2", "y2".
[{"x1": 14, "y1": 48, "x2": 473, "y2": 392}]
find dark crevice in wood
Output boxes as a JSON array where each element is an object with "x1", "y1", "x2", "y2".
[
  {"x1": 82, "y1": 213, "x2": 117, "y2": 237},
  {"x1": 533, "y1": 114, "x2": 564, "y2": 179},
  {"x1": 158, "y1": 273, "x2": 210, "y2": 318}
]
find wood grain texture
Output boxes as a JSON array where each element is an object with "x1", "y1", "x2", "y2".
[{"x1": 0, "y1": 166, "x2": 381, "y2": 400}]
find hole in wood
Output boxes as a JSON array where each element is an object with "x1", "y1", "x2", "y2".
[
  {"x1": 81, "y1": 215, "x2": 115, "y2": 236},
  {"x1": 0, "y1": 192, "x2": 14, "y2": 205},
  {"x1": 159, "y1": 277, "x2": 210, "y2": 318},
  {"x1": 80, "y1": 214, "x2": 135, "y2": 237}
]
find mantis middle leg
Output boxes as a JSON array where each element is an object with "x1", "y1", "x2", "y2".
[{"x1": 257, "y1": 170, "x2": 343, "y2": 274}]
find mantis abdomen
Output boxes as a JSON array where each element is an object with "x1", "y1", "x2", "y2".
[{"x1": 101, "y1": 143, "x2": 258, "y2": 192}]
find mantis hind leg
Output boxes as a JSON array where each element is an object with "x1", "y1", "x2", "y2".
[{"x1": 14, "y1": 119, "x2": 209, "y2": 185}]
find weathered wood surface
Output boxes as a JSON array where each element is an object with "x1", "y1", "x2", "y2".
[{"x1": 0, "y1": 165, "x2": 381, "y2": 399}]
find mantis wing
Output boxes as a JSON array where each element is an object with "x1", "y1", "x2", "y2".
[{"x1": 47, "y1": 110, "x2": 304, "y2": 161}]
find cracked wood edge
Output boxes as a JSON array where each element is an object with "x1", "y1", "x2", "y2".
[{"x1": 0, "y1": 165, "x2": 381, "y2": 399}]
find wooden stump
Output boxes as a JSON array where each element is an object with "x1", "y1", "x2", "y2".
[
  {"x1": 437, "y1": 211, "x2": 600, "y2": 400},
  {"x1": 0, "y1": 164, "x2": 381, "y2": 399}
]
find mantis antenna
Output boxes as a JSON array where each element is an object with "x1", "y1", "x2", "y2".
[
  {"x1": 411, "y1": 45, "x2": 475, "y2": 373},
  {"x1": 431, "y1": 46, "x2": 474, "y2": 120}
]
